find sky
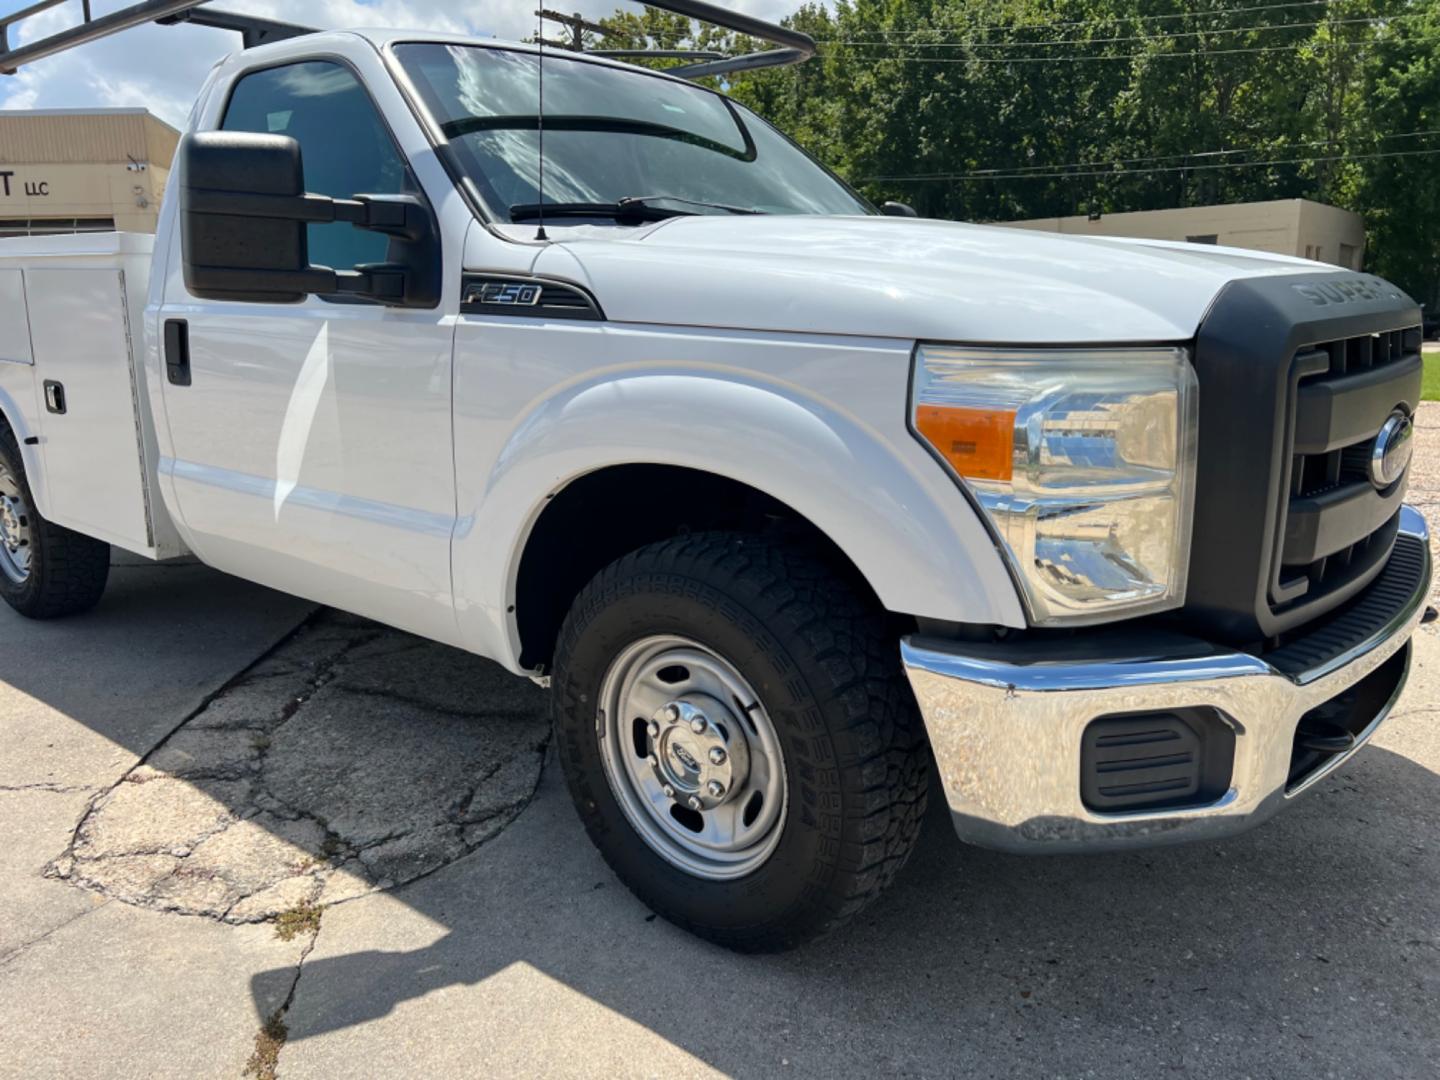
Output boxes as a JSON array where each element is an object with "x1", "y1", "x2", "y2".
[{"x1": 0, "y1": 0, "x2": 804, "y2": 127}]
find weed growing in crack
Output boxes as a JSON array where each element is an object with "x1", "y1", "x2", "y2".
[
  {"x1": 273, "y1": 900, "x2": 323, "y2": 941},
  {"x1": 243, "y1": 1010, "x2": 287, "y2": 1080}
]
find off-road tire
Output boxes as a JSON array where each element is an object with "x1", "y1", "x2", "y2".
[
  {"x1": 0, "y1": 424, "x2": 110, "y2": 618},
  {"x1": 551, "y1": 531, "x2": 928, "y2": 952}
]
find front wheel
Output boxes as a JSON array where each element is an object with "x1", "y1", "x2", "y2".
[
  {"x1": 0, "y1": 425, "x2": 109, "y2": 619},
  {"x1": 552, "y1": 532, "x2": 928, "y2": 952}
]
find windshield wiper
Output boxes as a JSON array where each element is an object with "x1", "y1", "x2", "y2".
[
  {"x1": 622, "y1": 195, "x2": 763, "y2": 216},
  {"x1": 509, "y1": 195, "x2": 762, "y2": 225}
]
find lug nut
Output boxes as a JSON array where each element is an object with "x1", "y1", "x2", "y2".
[
  {"x1": 706, "y1": 780, "x2": 725, "y2": 798},
  {"x1": 689, "y1": 714, "x2": 708, "y2": 734},
  {"x1": 647, "y1": 754, "x2": 659, "y2": 769},
  {"x1": 687, "y1": 796, "x2": 703, "y2": 811},
  {"x1": 662, "y1": 784, "x2": 675, "y2": 799},
  {"x1": 708, "y1": 747, "x2": 727, "y2": 766},
  {"x1": 665, "y1": 704, "x2": 682, "y2": 724},
  {"x1": 647, "y1": 721, "x2": 660, "y2": 739}
]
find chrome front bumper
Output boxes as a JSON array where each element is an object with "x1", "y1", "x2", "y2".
[{"x1": 903, "y1": 505, "x2": 1431, "y2": 854}]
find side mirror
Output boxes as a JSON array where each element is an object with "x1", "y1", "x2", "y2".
[
  {"x1": 881, "y1": 201, "x2": 919, "y2": 218},
  {"x1": 179, "y1": 131, "x2": 440, "y2": 308}
]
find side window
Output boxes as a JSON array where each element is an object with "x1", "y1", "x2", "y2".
[{"x1": 221, "y1": 60, "x2": 414, "y2": 273}]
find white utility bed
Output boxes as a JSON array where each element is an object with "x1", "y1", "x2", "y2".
[{"x1": 0, "y1": 232, "x2": 184, "y2": 559}]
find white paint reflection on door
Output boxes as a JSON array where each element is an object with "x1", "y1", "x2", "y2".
[{"x1": 274, "y1": 320, "x2": 331, "y2": 521}]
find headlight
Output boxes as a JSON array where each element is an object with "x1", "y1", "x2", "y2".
[{"x1": 911, "y1": 345, "x2": 1198, "y2": 625}]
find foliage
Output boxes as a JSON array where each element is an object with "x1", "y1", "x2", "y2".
[
  {"x1": 592, "y1": 1, "x2": 1440, "y2": 305},
  {"x1": 1423, "y1": 352, "x2": 1440, "y2": 401}
]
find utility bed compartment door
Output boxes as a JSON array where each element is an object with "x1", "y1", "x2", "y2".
[{"x1": 26, "y1": 268, "x2": 151, "y2": 551}]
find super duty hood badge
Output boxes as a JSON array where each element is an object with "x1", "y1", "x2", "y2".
[{"x1": 1293, "y1": 275, "x2": 1408, "y2": 308}]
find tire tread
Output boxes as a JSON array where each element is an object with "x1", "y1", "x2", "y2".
[
  {"x1": 0, "y1": 424, "x2": 109, "y2": 619},
  {"x1": 552, "y1": 531, "x2": 928, "y2": 952}
]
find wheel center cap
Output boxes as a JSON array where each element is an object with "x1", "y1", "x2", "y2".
[
  {"x1": 650, "y1": 694, "x2": 751, "y2": 810},
  {"x1": 669, "y1": 742, "x2": 701, "y2": 773}
]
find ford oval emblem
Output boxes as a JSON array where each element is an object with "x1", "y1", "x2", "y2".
[{"x1": 1370, "y1": 410, "x2": 1414, "y2": 489}]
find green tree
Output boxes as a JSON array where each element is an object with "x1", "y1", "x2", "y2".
[{"x1": 1359, "y1": 2, "x2": 1440, "y2": 304}]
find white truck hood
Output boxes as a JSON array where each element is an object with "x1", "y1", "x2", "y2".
[{"x1": 525, "y1": 215, "x2": 1344, "y2": 343}]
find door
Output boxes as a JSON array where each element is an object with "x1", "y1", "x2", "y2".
[
  {"x1": 158, "y1": 59, "x2": 458, "y2": 641},
  {"x1": 27, "y1": 267, "x2": 153, "y2": 552}
]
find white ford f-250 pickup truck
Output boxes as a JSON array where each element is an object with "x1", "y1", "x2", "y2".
[{"x1": 0, "y1": 5, "x2": 1430, "y2": 952}]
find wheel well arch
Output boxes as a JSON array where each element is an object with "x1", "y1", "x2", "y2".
[{"x1": 513, "y1": 464, "x2": 887, "y2": 671}]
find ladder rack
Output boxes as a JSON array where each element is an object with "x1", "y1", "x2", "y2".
[{"x1": 0, "y1": 0, "x2": 813, "y2": 78}]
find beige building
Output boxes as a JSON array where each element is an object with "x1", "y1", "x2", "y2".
[
  {"x1": 1001, "y1": 198, "x2": 1366, "y2": 270},
  {"x1": 0, "y1": 108, "x2": 179, "y2": 238}
]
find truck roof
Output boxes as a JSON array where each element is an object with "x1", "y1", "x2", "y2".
[{"x1": 240, "y1": 29, "x2": 679, "y2": 78}]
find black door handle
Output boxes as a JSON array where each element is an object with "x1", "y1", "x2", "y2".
[
  {"x1": 164, "y1": 319, "x2": 191, "y2": 386},
  {"x1": 42, "y1": 379, "x2": 66, "y2": 414}
]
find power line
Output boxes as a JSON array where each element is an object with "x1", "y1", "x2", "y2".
[
  {"x1": 814, "y1": 38, "x2": 1401, "y2": 64},
  {"x1": 864, "y1": 146, "x2": 1440, "y2": 182},
  {"x1": 879, "y1": 129, "x2": 1440, "y2": 180},
  {"x1": 821, "y1": 13, "x2": 1418, "y2": 50},
  {"x1": 832, "y1": 0, "x2": 1341, "y2": 38}
]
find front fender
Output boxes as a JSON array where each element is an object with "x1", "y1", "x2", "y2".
[{"x1": 450, "y1": 333, "x2": 1024, "y2": 671}]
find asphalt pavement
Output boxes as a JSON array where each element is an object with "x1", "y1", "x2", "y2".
[{"x1": 2, "y1": 411, "x2": 1439, "y2": 1079}]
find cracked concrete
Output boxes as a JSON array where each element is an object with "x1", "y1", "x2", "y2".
[
  {"x1": 4, "y1": 411, "x2": 1440, "y2": 1077},
  {"x1": 46, "y1": 611, "x2": 550, "y2": 924}
]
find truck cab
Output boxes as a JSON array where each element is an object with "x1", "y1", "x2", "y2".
[{"x1": 0, "y1": 22, "x2": 1430, "y2": 952}]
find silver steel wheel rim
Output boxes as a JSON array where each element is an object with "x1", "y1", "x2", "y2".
[
  {"x1": 0, "y1": 464, "x2": 32, "y2": 585},
  {"x1": 598, "y1": 635, "x2": 787, "y2": 881}
]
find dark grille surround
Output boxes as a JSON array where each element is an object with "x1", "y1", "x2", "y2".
[{"x1": 1185, "y1": 273, "x2": 1422, "y2": 643}]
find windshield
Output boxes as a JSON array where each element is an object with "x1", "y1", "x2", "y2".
[{"x1": 392, "y1": 43, "x2": 871, "y2": 221}]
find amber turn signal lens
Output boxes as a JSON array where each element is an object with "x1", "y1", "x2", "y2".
[{"x1": 915, "y1": 405, "x2": 1015, "y2": 481}]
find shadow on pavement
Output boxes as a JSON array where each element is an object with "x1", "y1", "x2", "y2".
[
  {"x1": 258, "y1": 736, "x2": 1440, "y2": 1077},
  {"x1": 0, "y1": 558, "x2": 312, "y2": 788}
]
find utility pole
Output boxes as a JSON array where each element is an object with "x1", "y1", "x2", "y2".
[{"x1": 534, "y1": 10, "x2": 612, "y2": 52}]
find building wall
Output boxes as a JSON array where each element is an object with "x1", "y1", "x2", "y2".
[
  {"x1": 999, "y1": 198, "x2": 1365, "y2": 268},
  {"x1": 0, "y1": 109, "x2": 179, "y2": 235},
  {"x1": 1295, "y1": 199, "x2": 1367, "y2": 269}
]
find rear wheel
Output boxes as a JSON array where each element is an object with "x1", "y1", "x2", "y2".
[
  {"x1": 0, "y1": 425, "x2": 109, "y2": 618},
  {"x1": 551, "y1": 531, "x2": 928, "y2": 952}
]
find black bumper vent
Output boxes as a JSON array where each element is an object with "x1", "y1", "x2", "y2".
[
  {"x1": 1287, "y1": 645, "x2": 1410, "y2": 791},
  {"x1": 1080, "y1": 709, "x2": 1235, "y2": 813}
]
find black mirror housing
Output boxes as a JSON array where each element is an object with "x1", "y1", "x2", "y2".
[
  {"x1": 181, "y1": 131, "x2": 316, "y2": 303},
  {"x1": 179, "y1": 131, "x2": 441, "y2": 308},
  {"x1": 880, "y1": 201, "x2": 919, "y2": 218}
]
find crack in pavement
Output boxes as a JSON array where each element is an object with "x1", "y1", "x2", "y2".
[
  {"x1": 45, "y1": 610, "x2": 552, "y2": 926},
  {"x1": 0, "y1": 898, "x2": 111, "y2": 969},
  {"x1": 244, "y1": 917, "x2": 323, "y2": 1080}
]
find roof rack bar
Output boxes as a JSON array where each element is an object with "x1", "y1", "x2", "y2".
[
  {"x1": 637, "y1": 0, "x2": 814, "y2": 79},
  {"x1": 0, "y1": 0, "x2": 206, "y2": 74},
  {"x1": 590, "y1": 49, "x2": 724, "y2": 61},
  {"x1": 1, "y1": 0, "x2": 65, "y2": 53},
  {"x1": 156, "y1": 8, "x2": 314, "y2": 49},
  {"x1": 0, "y1": 0, "x2": 813, "y2": 79},
  {"x1": 668, "y1": 47, "x2": 809, "y2": 79}
]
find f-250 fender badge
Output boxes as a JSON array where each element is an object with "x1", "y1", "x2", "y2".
[
  {"x1": 467, "y1": 281, "x2": 543, "y2": 306},
  {"x1": 1292, "y1": 276, "x2": 1406, "y2": 308},
  {"x1": 460, "y1": 273, "x2": 605, "y2": 321}
]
